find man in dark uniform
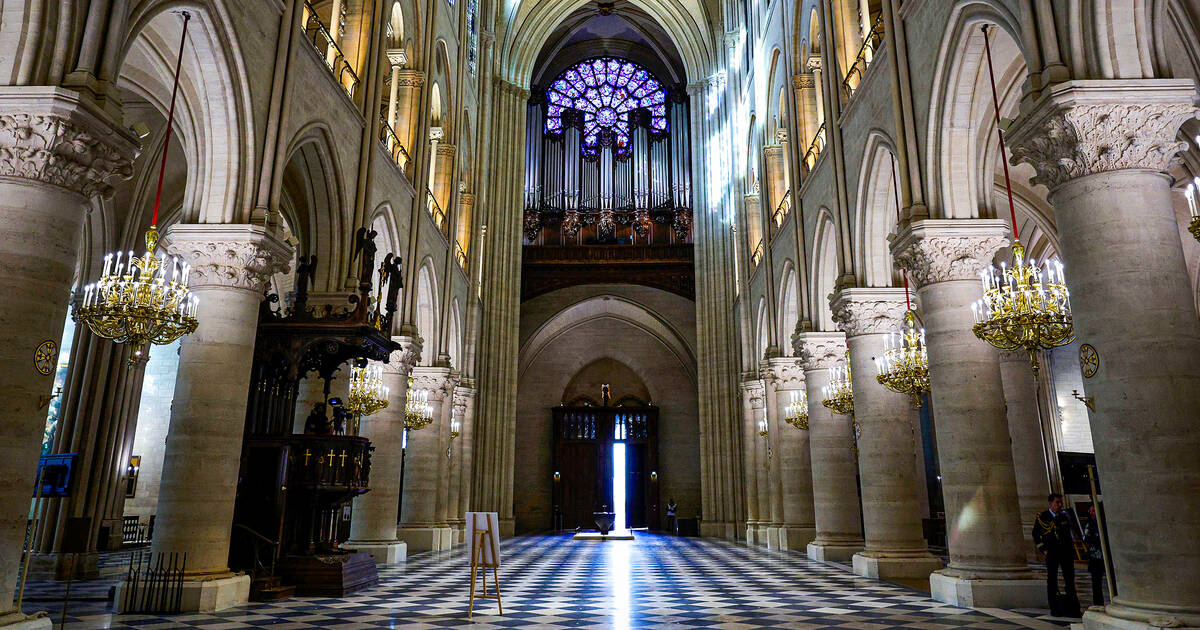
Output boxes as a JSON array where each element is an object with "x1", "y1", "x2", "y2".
[{"x1": 1033, "y1": 493, "x2": 1081, "y2": 617}]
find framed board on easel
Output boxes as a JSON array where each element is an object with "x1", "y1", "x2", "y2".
[{"x1": 466, "y1": 511, "x2": 502, "y2": 619}]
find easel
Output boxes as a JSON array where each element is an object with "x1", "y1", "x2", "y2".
[{"x1": 467, "y1": 513, "x2": 502, "y2": 619}]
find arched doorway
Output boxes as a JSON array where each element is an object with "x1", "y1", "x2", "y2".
[{"x1": 552, "y1": 359, "x2": 660, "y2": 532}]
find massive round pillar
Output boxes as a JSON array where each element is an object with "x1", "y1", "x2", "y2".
[
  {"x1": 1010, "y1": 80, "x2": 1200, "y2": 629},
  {"x1": 892, "y1": 219, "x2": 1041, "y2": 607},
  {"x1": 765, "y1": 358, "x2": 816, "y2": 551},
  {"x1": 832, "y1": 288, "x2": 943, "y2": 579},
  {"x1": 398, "y1": 367, "x2": 456, "y2": 551},
  {"x1": 795, "y1": 332, "x2": 863, "y2": 562},
  {"x1": 0, "y1": 90, "x2": 135, "y2": 626},
  {"x1": 345, "y1": 337, "x2": 420, "y2": 564},
  {"x1": 148, "y1": 224, "x2": 292, "y2": 611}
]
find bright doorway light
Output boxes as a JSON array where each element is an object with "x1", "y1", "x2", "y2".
[{"x1": 613, "y1": 442, "x2": 626, "y2": 533}]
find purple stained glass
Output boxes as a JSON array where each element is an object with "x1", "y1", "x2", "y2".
[{"x1": 543, "y1": 56, "x2": 670, "y2": 149}]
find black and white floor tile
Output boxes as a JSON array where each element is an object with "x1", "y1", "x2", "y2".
[{"x1": 21, "y1": 534, "x2": 1075, "y2": 629}]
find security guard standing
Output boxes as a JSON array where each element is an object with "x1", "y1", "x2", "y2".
[{"x1": 1033, "y1": 493, "x2": 1082, "y2": 617}]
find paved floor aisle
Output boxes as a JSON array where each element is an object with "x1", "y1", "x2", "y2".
[{"x1": 25, "y1": 534, "x2": 1057, "y2": 629}]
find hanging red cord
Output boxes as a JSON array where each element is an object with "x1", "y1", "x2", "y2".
[
  {"x1": 981, "y1": 24, "x2": 1020, "y2": 240},
  {"x1": 150, "y1": 12, "x2": 191, "y2": 227}
]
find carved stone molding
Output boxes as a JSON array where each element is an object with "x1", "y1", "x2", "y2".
[
  {"x1": 805, "y1": 57, "x2": 822, "y2": 72},
  {"x1": 795, "y1": 332, "x2": 847, "y2": 371},
  {"x1": 775, "y1": 128, "x2": 789, "y2": 144},
  {"x1": 160, "y1": 224, "x2": 292, "y2": 293},
  {"x1": 395, "y1": 70, "x2": 425, "y2": 87},
  {"x1": 830, "y1": 288, "x2": 908, "y2": 337},
  {"x1": 724, "y1": 30, "x2": 742, "y2": 50},
  {"x1": 459, "y1": 192, "x2": 476, "y2": 207},
  {"x1": 765, "y1": 357, "x2": 806, "y2": 390},
  {"x1": 793, "y1": 74, "x2": 815, "y2": 89},
  {"x1": 1008, "y1": 80, "x2": 1200, "y2": 191},
  {"x1": 763, "y1": 144, "x2": 784, "y2": 158},
  {"x1": 741, "y1": 379, "x2": 766, "y2": 410},
  {"x1": 385, "y1": 335, "x2": 422, "y2": 376},
  {"x1": 889, "y1": 219, "x2": 1009, "y2": 287},
  {"x1": 435, "y1": 143, "x2": 456, "y2": 158},
  {"x1": 0, "y1": 89, "x2": 138, "y2": 198}
]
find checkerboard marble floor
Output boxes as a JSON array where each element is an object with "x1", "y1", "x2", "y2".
[{"x1": 22, "y1": 533, "x2": 1066, "y2": 629}]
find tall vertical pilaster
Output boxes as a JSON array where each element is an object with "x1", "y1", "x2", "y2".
[
  {"x1": 892, "y1": 219, "x2": 1041, "y2": 607},
  {"x1": 149, "y1": 224, "x2": 292, "y2": 611},
  {"x1": 0, "y1": 90, "x2": 135, "y2": 622},
  {"x1": 1009, "y1": 80, "x2": 1200, "y2": 630},
  {"x1": 345, "y1": 336, "x2": 420, "y2": 565},
  {"x1": 450, "y1": 383, "x2": 476, "y2": 543},
  {"x1": 766, "y1": 357, "x2": 816, "y2": 550},
  {"x1": 831, "y1": 288, "x2": 943, "y2": 579},
  {"x1": 795, "y1": 332, "x2": 863, "y2": 562}
]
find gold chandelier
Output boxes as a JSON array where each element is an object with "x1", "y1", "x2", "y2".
[
  {"x1": 74, "y1": 13, "x2": 198, "y2": 366},
  {"x1": 784, "y1": 389, "x2": 808, "y2": 430},
  {"x1": 876, "y1": 309, "x2": 930, "y2": 407},
  {"x1": 1183, "y1": 175, "x2": 1200, "y2": 242},
  {"x1": 404, "y1": 378, "x2": 433, "y2": 430},
  {"x1": 345, "y1": 363, "x2": 389, "y2": 417},
  {"x1": 821, "y1": 352, "x2": 854, "y2": 416},
  {"x1": 972, "y1": 25, "x2": 1074, "y2": 373}
]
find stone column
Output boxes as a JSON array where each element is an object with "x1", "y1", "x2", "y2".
[
  {"x1": 766, "y1": 357, "x2": 817, "y2": 551},
  {"x1": 831, "y1": 288, "x2": 943, "y2": 579},
  {"x1": 753, "y1": 391, "x2": 772, "y2": 547},
  {"x1": 892, "y1": 219, "x2": 1041, "y2": 607},
  {"x1": 446, "y1": 385, "x2": 471, "y2": 543},
  {"x1": 394, "y1": 70, "x2": 424, "y2": 161},
  {"x1": 0, "y1": 89, "x2": 135, "y2": 628},
  {"x1": 398, "y1": 366, "x2": 455, "y2": 551},
  {"x1": 761, "y1": 365, "x2": 786, "y2": 549},
  {"x1": 145, "y1": 224, "x2": 291, "y2": 611},
  {"x1": 451, "y1": 383, "x2": 476, "y2": 543},
  {"x1": 795, "y1": 332, "x2": 863, "y2": 561},
  {"x1": 738, "y1": 379, "x2": 763, "y2": 543},
  {"x1": 344, "y1": 336, "x2": 420, "y2": 565},
  {"x1": 1009, "y1": 80, "x2": 1200, "y2": 630},
  {"x1": 998, "y1": 349, "x2": 1051, "y2": 561}
]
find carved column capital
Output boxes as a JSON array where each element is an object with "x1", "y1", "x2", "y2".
[
  {"x1": 386, "y1": 48, "x2": 408, "y2": 68},
  {"x1": 795, "y1": 332, "x2": 847, "y2": 371},
  {"x1": 0, "y1": 88, "x2": 138, "y2": 198},
  {"x1": 889, "y1": 219, "x2": 1009, "y2": 287},
  {"x1": 160, "y1": 224, "x2": 292, "y2": 293},
  {"x1": 385, "y1": 335, "x2": 422, "y2": 376},
  {"x1": 765, "y1": 357, "x2": 806, "y2": 390},
  {"x1": 1008, "y1": 80, "x2": 1199, "y2": 192},
  {"x1": 831, "y1": 287, "x2": 909, "y2": 337},
  {"x1": 740, "y1": 379, "x2": 766, "y2": 410},
  {"x1": 411, "y1": 366, "x2": 458, "y2": 401},
  {"x1": 793, "y1": 74, "x2": 815, "y2": 90},
  {"x1": 459, "y1": 192, "x2": 476, "y2": 207}
]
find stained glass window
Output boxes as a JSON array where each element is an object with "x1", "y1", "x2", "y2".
[
  {"x1": 545, "y1": 57, "x2": 669, "y2": 157},
  {"x1": 466, "y1": 0, "x2": 478, "y2": 75}
]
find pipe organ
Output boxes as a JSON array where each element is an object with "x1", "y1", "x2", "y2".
[{"x1": 524, "y1": 57, "x2": 693, "y2": 246}]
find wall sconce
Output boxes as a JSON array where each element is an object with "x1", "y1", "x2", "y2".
[
  {"x1": 757, "y1": 417, "x2": 769, "y2": 439},
  {"x1": 125, "y1": 455, "x2": 141, "y2": 498},
  {"x1": 449, "y1": 418, "x2": 461, "y2": 440},
  {"x1": 553, "y1": 471, "x2": 561, "y2": 482},
  {"x1": 650, "y1": 471, "x2": 658, "y2": 482}
]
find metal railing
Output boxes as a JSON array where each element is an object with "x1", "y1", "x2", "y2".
[
  {"x1": 803, "y1": 123, "x2": 827, "y2": 171},
  {"x1": 378, "y1": 119, "x2": 411, "y2": 174},
  {"x1": 454, "y1": 243, "x2": 468, "y2": 269},
  {"x1": 302, "y1": 1, "x2": 360, "y2": 98},
  {"x1": 122, "y1": 551, "x2": 186, "y2": 614},
  {"x1": 750, "y1": 240, "x2": 764, "y2": 267},
  {"x1": 842, "y1": 15, "x2": 885, "y2": 100},
  {"x1": 772, "y1": 190, "x2": 792, "y2": 227},
  {"x1": 426, "y1": 188, "x2": 446, "y2": 228}
]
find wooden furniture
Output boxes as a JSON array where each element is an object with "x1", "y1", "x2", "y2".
[{"x1": 551, "y1": 400, "x2": 659, "y2": 531}]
